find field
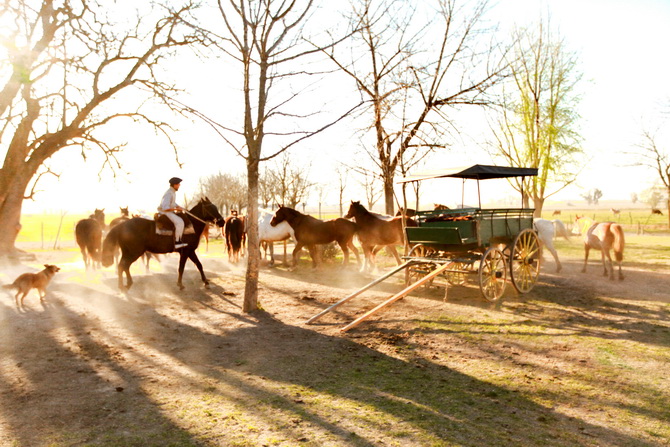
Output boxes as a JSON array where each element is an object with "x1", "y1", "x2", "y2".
[{"x1": 0, "y1": 212, "x2": 669, "y2": 446}]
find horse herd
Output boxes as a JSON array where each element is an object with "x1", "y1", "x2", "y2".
[{"x1": 73, "y1": 199, "x2": 626, "y2": 292}]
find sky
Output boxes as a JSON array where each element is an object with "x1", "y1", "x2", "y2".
[{"x1": 14, "y1": 0, "x2": 670, "y2": 215}]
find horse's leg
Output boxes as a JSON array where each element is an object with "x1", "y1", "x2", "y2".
[
  {"x1": 581, "y1": 244, "x2": 590, "y2": 273},
  {"x1": 602, "y1": 249, "x2": 614, "y2": 280},
  {"x1": 387, "y1": 245, "x2": 402, "y2": 266},
  {"x1": 361, "y1": 245, "x2": 373, "y2": 272},
  {"x1": 177, "y1": 251, "x2": 190, "y2": 290},
  {"x1": 118, "y1": 257, "x2": 133, "y2": 290},
  {"x1": 305, "y1": 245, "x2": 319, "y2": 269},
  {"x1": 80, "y1": 246, "x2": 89, "y2": 270},
  {"x1": 545, "y1": 243, "x2": 562, "y2": 273},
  {"x1": 337, "y1": 241, "x2": 350, "y2": 267},
  {"x1": 348, "y1": 239, "x2": 361, "y2": 265},
  {"x1": 291, "y1": 243, "x2": 304, "y2": 269},
  {"x1": 188, "y1": 251, "x2": 209, "y2": 288}
]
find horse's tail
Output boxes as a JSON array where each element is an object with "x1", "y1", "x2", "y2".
[
  {"x1": 101, "y1": 225, "x2": 120, "y2": 267},
  {"x1": 611, "y1": 223, "x2": 625, "y2": 262}
]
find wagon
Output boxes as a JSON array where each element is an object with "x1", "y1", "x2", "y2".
[
  {"x1": 306, "y1": 164, "x2": 542, "y2": 331},
  {"x1": 400, "y1": 164, "x2": 541, "y2": 302}
]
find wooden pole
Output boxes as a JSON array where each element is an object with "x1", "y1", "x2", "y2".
[
  {"x1": 305, "y1": 261, "x2": 415, "y2": 324},
  {"x1": 341, "y1": 262, "x2": 453, "y2": 332}
]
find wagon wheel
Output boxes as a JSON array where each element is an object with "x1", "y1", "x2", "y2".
[
  {"x1": 405, "y1": 244, "x2": 436, "y2": 288},
  {"x1": 478, "y1": 247, "x2": 507, "y2": 302},
  {"x1": 445, "y1": 261, "x2": 467, "y2": 286},
  {"x1": 510, "y1": 228, "x2": 541, "y2": 293}
]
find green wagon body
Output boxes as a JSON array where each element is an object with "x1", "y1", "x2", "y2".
[{"x1": 406, "y1": 207, "x2": 535, "y2": 252}]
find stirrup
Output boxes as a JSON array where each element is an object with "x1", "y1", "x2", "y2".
[{"x1": 174, "y1": 242, "x2": 188, "y2": 250}]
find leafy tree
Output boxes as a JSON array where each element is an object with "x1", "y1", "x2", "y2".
[
  {"x1": 490, "y1": 19, "x2": 583, "y2": 215},
  {"x1": 640, "y1": 186, "x2": 666, "y2": 210},
  {"x1": 580, "y1": 188, "x2": 603, "y2": 206},
  {"x1": 0, "y1": 0, "x2": 207, "y2": 258}
]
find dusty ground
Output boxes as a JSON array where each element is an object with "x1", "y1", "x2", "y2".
[{"x1": 0, "y1": 242, "x2": 668, "y2": 446}]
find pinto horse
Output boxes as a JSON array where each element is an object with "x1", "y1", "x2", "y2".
[
  {"x1": 75, "y1": 209, "x2": 105, "y2": 270},
  {"x1": 575, "y1": 216, "x2": 625, "y2": 280},
  {"x1": 259, "y1": 211, "x2": 295, "y2": 266},
  {"x1": 270, "y1": 206, "x2": 360, "y2": 269},
  {"x1": 345, "y1": 201, "x2": 416, "y2": 272},
  {"x1": 102, "y1": 198, "x2": 225, "y2": 290}
]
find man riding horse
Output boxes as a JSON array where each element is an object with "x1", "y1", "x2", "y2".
[{"x1": 158, "y1": 177, "x2": 188, "y2": 250}]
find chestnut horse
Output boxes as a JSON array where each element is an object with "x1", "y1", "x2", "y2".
[
  {"x1": 575, "y1": 216, "x2": 625, "y2": 280},
  {"x1": 270, "y1": 206, "x2": 360, "y2": 268},
  {"x1": 75, "y1": 209, "x2": 105, "y2": 270},
  {"x1": 102, "y1": 198, "x2": 225, "y2": 290},
  {"x1": 344, "y1": 201, "x2": 416, "y2": 272}
]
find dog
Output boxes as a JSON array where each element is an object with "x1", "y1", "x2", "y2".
[{"x1": 3, "y1": 264, "x2": 60, "y2": 309}]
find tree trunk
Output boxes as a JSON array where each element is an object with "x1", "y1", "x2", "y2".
[
  {"x1": 0, "y1": 168, "x2": 32, "y2": 259},
  {"x1": 243, "y1": 157, "x2": 260, "y2": 313},
  {"x1": 532, "y1": 197, "x2": 544, "y2": 218},
  {"x1": 383, "y1": 175, "x2": 395, "y2": 215}
]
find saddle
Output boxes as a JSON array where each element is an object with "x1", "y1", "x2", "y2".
[{"x1": 154, "y1": 213, "x2": 196, "y2": 236}]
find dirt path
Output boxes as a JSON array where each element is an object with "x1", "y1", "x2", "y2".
[{"x1": 0, "y1": 245, "x2": 668, "y2": 446}]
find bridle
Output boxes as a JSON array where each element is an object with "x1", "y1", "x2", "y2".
[{"x1": 185, "y1": 201, "x2": 223, "y2": 226}]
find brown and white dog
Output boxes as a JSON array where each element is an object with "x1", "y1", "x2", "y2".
[{"x1": 3, "y1": 264, "x2": 60, "y2": 309}]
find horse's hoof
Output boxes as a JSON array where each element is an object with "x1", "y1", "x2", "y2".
[{"x1": 178, "y1": 284, "x2": 185, "y2": 291}]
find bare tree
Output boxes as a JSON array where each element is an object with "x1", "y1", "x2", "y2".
[
  {"x1": 633, "y1": 128, "x2": 670, "y2": 226},
  {"x1": 325, "y1": 0, "x2": 509, "y2": 214},
  {"x1": 490, "y1": 19, "x2": 583, "y2": 215},
  {"x1": 336, "y1": 166, "x2": 348, "y2": 216},
  {"x1": 201, "y1": 0, "x2": 359, "y2": 312},
  {"x1": 198, "y1": 172, "x2": 247, "y2": 214},
  {"x1": 359, "y1": 169, "x2": 383, "y2": 211},
  {"x1": 263, "y1": 154, "x2": 314, "y2": 209},
  {"x1": 0, "y1": 0, "x2": 207, "y2": 258}
]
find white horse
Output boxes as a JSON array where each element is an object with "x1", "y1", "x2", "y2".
[
  {"x1": 259, "y1": 211, "x2": 295, "y2": 266},
  {"x1": 533, "y1": 218, "x2": 567, "y2": 273},
  {"x1": 552, "y1": 219, "x2": 571, "y2": 241}
]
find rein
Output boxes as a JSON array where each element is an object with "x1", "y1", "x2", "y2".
[
  {"x1": 184, "y1": 210, "x2": 208, "y2": 224},
  {"x1": 184, "y1": 203, "x2": 218, "y2": 225}
]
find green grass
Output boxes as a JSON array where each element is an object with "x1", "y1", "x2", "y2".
[{"x1": 541, "y1": 208, "x2": 669, "y2": 233}]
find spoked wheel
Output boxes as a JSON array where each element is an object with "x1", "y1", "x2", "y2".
[
  {"x1": 510, "y1": 228, "x2": 542, "y2": 293},
  {"x1": 405, "y1": 244, "x2": 436, "y2": 287},
  {"x1": 445, "y1": 261, "x2": 467, "y2": 286},
  {"x1": 478, "y1": 247, "x2": 507, "y2": 302}
]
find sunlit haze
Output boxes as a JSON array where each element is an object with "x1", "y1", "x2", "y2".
[{"x1": 15, "y1": 0, "x2": 670, "y2": 215}]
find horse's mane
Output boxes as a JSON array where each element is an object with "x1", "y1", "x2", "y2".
[{"x1": 351, "y1": 201, "x2": 373, "y2": 217}]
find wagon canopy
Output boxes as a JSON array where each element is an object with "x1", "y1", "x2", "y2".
[{"x1": 397, "y1": 164, "x2": 538, "y2": 183}]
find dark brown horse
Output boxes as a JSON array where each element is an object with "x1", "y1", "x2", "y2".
[
  {"x1": 224, "y1": 213, "x2": 245, "y2": 263},
  {"x1": 102, "y1": 198, "x2": 224, "y2": 290},
  {"x1": 345, "y1": 201, "x2": 416, "y2": 271},
  {"x1": 270, "y1": 206, "x2": 360, "y2": 269},
  {"x1": 75, "y1": 209, "x2": 105, "y2": 270},
  {"x1": 109, "y1": 207, "x2": 130, "y2": 228}
]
